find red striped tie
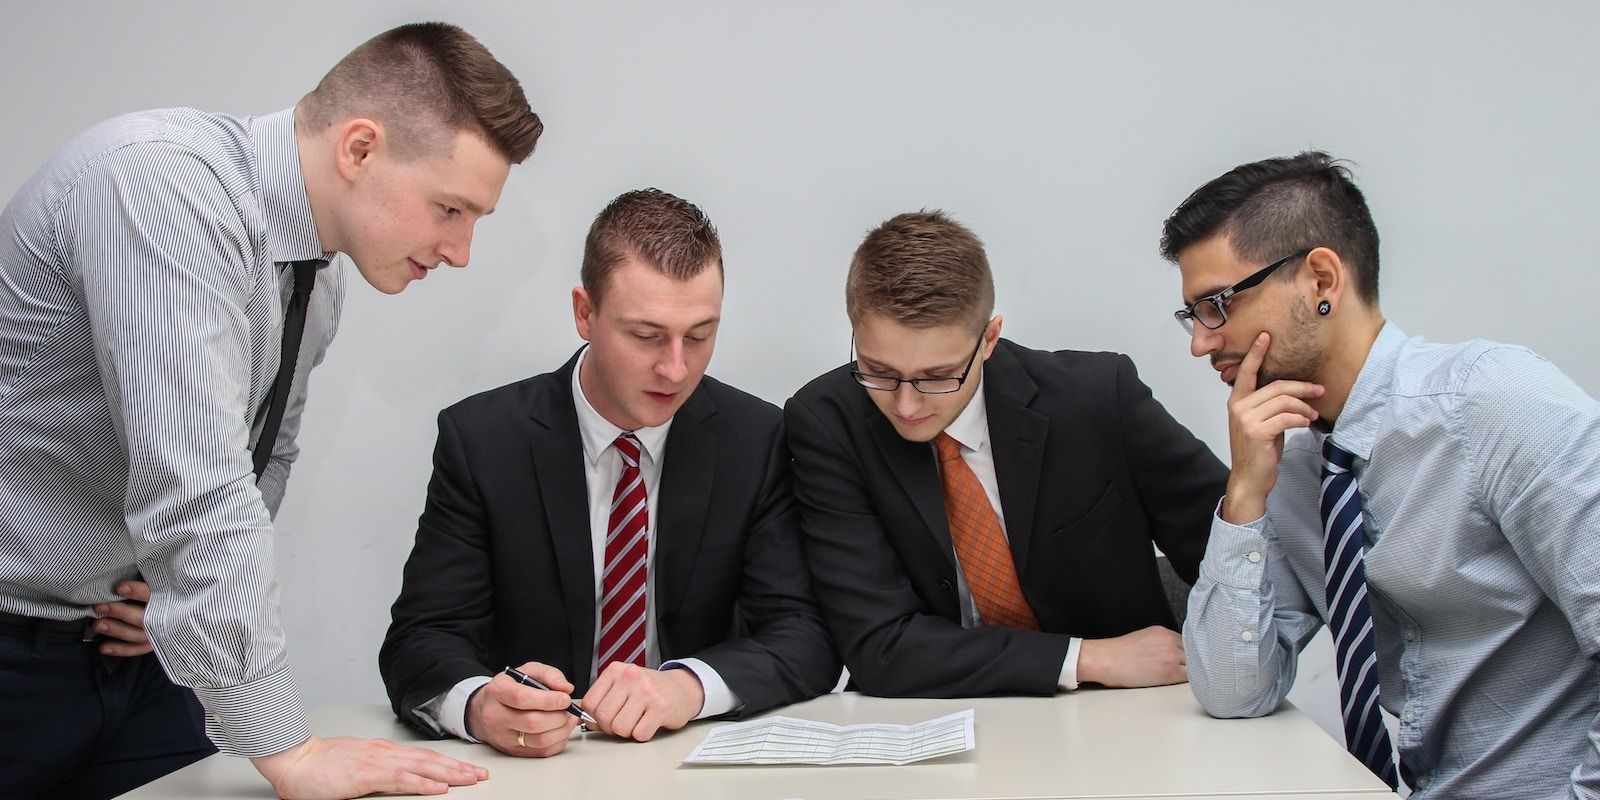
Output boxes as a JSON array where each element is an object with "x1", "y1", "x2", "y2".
[{"x1": 598, "y1": 433, "x2": 649, "y2": 668}]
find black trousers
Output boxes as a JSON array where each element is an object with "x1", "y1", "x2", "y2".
[{"x1": 0, "y1": 616, "x2": 217, "y2": 799}]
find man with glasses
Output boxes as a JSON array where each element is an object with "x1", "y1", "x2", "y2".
[
  {"x1": 785, "y1": 210, "x2": 1226, "y2": 697},
  {"x1": 381, "y1": 189, "x2": 839, "y2": 757},
  {"x1": 1164, "y1": 151, "x2": 1600, "y2": 798}
]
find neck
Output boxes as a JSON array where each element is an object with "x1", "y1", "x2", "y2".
[
  {"x1": 293, "y1": 106, "x2": 340, "y2": 254},
  {"x1": 1310, "y1": 312, "x2": 1385, "y2": 427}
]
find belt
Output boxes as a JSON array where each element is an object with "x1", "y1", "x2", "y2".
[{"x1": 0, "y1": 609, "x2": 98, "y2": 639}]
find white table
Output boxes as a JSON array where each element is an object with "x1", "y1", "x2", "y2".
[{"x1": 123, "y1": 685, "x2": 1397, "y2": 799}]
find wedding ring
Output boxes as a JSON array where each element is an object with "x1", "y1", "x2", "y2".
[{"x1": 516, "y1": 730, "x2": 526, "y2": 748}]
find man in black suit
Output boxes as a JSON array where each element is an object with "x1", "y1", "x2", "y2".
[
  {"x1": 381, "y1": 189, "x2": 839, "y2": 757},
  {"x1": 786, "y1": 210, "x2": 1227, "y2": 698}
]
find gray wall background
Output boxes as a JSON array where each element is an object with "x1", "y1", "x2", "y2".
[{"x1": 3, "y1": 1, "x2": 1596, "y2": 744}]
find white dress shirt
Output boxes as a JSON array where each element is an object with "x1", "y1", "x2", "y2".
[
  {"x1": 941, "y1": 377, "x2": 1082, "y2": 690},
  {"x1": 425, "y1": 348, "x2": 738, "y2": 741}
]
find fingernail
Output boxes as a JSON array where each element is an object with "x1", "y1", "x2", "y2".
[{"x1": 96, "y1": 622, "x2": 109, "y2": 632}]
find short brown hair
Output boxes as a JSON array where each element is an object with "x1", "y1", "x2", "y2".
[
  {"x1": 846, "y1": 210, "x2": 993, "y2": 332},
  {"x1": 581, "y1": 189, "x2": 723, "y2": 307},
  {"x1": 298, "y1": 22, "x2": 543, "y2": 164}
]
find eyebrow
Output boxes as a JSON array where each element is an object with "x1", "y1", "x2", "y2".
[
  {"x1": 856, "y1": 353, "x2": 968, "y2": 377},
  {"x1": 1182, "y1": 284, "x2": 1231, "y2": 306},
  {"x1": 442, "y1": 193, "x2": 493, "y2": 217},
  {"x1": 623, "y1": 316, "x2": 721, "y2": 332}
]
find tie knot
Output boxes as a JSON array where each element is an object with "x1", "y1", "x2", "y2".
[
  {"x1": 934, "y1": 432, "x2": 964, "y2": 463},
  {"x1": 1322, "y1": 438, "x2": 1356, "y2": 474},
  {"x1": 614, "y1": 433, "x2": 642, "y2": 468}
]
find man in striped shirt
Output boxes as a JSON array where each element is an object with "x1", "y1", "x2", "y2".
[{"x1": 0, "y1": 23, "x2": 541, "y2": 799}]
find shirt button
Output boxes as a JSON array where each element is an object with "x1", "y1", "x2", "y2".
[
  {"x1": 1246, "y1": 551, "x2": 1262, "y2": 563},
  {"x1": 1241, "y1": 630, "x2": 1255, "y2": 642},
  {"x1": 1405, "y1": 628, "x2": 1417, "y2": 641},
  {"x1": 1416, "y1": 776, "x2": 1431, "y2": 789},
  {"x1": 1402, "y1": 710, "x2": 1416, "y2": 724}
]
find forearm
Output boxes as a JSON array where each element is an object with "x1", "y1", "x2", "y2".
[{"x1": 1184, "y1": 512, "x2": 1310, "y2": 719}]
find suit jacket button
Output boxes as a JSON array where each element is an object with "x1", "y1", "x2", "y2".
[{"x1": 939, "y1": 579, "x2": 954, "y2": 593}]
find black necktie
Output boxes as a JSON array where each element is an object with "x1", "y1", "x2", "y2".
[{"x1": 253, "y1": 259, "x2": 322, "y2": 480}]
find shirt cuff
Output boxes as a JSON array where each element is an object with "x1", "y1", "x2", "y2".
[
  {"x1": 195, "y1": 666, "x2": 311, "y2": 758},
  {"x1": 662, "y1": 658, "x2": 740, "y2": 719},
  {"x1": 1203, "y1": 498, "x2": 1271, "y2": 590},
  {"x1": 1058, "y1": 637, "x2": 1083, "y2": 691},
  {"x1": 414, "y1": 675, "x2": 493, "y2": 742}
]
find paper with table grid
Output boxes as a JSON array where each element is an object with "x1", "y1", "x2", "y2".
[{"x1": 683, "y1": 709, "x2": 975, "y2": 765}]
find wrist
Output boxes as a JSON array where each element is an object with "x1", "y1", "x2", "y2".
[
  {"x1": 1220, "y1": 480, "x2": 1267, "y2": 525},
  {"x1": 663, "y1": 666, "x2": 706, "y2": 718},
  {"x1": 1075, "y1": 639, "x2": 1103, "y2": 686},
  {"x1": 249, "y1": 734, "x2": 314, "y2": 788}
]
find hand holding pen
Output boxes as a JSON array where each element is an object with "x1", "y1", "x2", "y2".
[
  {"x1": 503, "y1": 665, "x2": 599, "y2": 729},
  {"x1": 465, "y1": 661, "x2": 589, "y2": 758}
]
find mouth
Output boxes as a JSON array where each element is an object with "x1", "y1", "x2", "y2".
[
  {"x1": 645, "y1": 391, "x2": 679, "y2": 405},
  {"x1": 895, "y1": 413, "x2": 934, "y2": 428},
  {"x1": 1214, "y1": 361, "x2": 1239, "y2": 385},
  {"x1": 408, "y1": 258, "x2": 431, "y2": 280}
]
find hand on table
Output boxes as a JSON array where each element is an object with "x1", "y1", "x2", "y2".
[
  {"x1": 580, "y1": 662, "x2": 704, "y2": 742},
  {"x1": 467, "y1": 661, "x2": 581, "y2": 758},
  {"x1": 1078, "y1": 625, "x2": 1188, "y2": 688},
  {"x1": 251, "y1": 734, "x2": 487, "y2": 799}
]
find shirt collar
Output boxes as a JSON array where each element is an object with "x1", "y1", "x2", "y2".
[
  {"x1": 939, "y1": 374, "x2": 990, "y2": 455},
  {"x1": 249, "y1": 108, "x2": 328, "y2": 264},
  {"x1": 1327, "y1": 321, "x2": 1407, "y2": 460},
  {"x1": 571, "y1": 347, "x2": 673, "y2": 467}
]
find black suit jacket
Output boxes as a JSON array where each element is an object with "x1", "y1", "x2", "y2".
[
  {"x1": 381, "y1": 351, "x2": 839, "y2": 735},
  {"x1": 784, "y1": 339, "x2": 1226, "y2": 697}
]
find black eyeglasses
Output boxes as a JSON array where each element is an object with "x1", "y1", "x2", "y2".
[
  {"x1": 1174, "y1": 249, "x2": 1311, "y2": 333},
  {"x1": 851, "y1": 334, "x2": 984, "y2": 394}
]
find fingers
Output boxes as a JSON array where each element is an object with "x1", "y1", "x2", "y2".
[
  {"x1": 253, "y1": 735, "x2": 488, "y2": 800},
  {"x1": 115, "y1": 580, "x2": 152, "y2": 603},
  {"x1": 515, "y1": 661, "x2": 574, "y2": 694},
  {"x1": 1231, "y1": 332, "x2": 1270, "y2": 398},
  {"x1": 92, "y1": 591, "x2": 153, "y2": 656},
  {"x1": 472, "y1": 675, "x2": 578, "y2": 758},
  {"x1": 491, "y1": 673, "x2": 576, "y2": 713},
  {"x1": 580, "y1": 663, "x2": 701, "y2": 742}
]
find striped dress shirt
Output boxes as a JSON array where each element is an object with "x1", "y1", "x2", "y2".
[
  {"x1": 1184, "y1": 322, "x2": 1600, "y2": 798},
  {"x1": 0, "y1": 107, "x2": 345, "y2": 757}
]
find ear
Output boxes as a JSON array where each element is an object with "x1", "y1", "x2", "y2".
[
  {"x1": 1303, "y1": 247, "x2": 1346, "y2": 314},
  {"x1": 572, "y1": 286, "x2": 596, "y2": 342},
  {"x1": 332, "y1": 118, "x2": 383, "y2": 182},
  {"x1": 981, "y1": 315, "x2": 1003, "y2": 360}
]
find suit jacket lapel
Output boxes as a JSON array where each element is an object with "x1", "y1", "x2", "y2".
[
  {"x1": 984, "y1": 343, "x2": 1049, "y2": 577},
  {"x1": 654, "y1": 385, "x2": 718, "y2": 649},
  {"x1": 526, "y1": 351, "x2": 599, "y2": 679},
  {"x1": 868, "y1": 409, "x2": 956, "y2": 570}
]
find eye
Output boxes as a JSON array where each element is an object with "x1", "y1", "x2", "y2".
[
  {"x1": 440, "y1": 204, "x2": 462, "y2": 217},
  {"x1": 633, "y1": 333, "x2": 659, "y2": 342}
]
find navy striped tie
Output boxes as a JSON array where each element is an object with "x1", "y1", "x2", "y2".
[{"x1": 1320, "y1": 439, "x2": 1399, "y2": 789}]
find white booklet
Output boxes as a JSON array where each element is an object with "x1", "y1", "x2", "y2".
[{"x1": 682, "y1": 709, "x2": 974, "y2": 766}]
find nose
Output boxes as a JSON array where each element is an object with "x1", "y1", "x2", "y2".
[
  {"x1": 438, "y1": 221, "x2": 475, "y2": 269},
  {"x1": 1190, "y1": 323, "x2": 1222, "y2": 359},
  {"x1": 893, "y1": 382, "x2": 924, "y2": 419},
  {"x1": 656, "y1": 340, "x2": 689, "y2": 384}
]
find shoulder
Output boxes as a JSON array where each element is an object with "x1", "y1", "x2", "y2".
[
  {"x1": 695, "y1": 374, "x2": 781, "y2": 428},
  {"x1": 442, "y1": 369, "x2": 564, "y2": 424},
  {"x1": 55, "y1": 108, "x2": 254, "y2": 196},
  {"x1": 1393, "y1": 336, "x2": 1586, "y2": 410}
]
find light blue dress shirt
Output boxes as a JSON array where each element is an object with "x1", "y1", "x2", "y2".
[{"x1": 1185, "y1": 322, "x2": 1600, "y2": 799}]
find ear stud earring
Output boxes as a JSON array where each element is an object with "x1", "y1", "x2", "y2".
[{"x1": 1317, "y1": 300, "x2": 1331, "y2": 316}]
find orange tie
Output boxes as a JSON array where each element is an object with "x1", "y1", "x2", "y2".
[{"x1": 935, "y1": 433, "x2": 1040, "y2": 631}]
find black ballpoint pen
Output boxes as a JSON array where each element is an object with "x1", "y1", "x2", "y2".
[{"x1": 502, "y1": 665, "x2": 599, "y2": 727}]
